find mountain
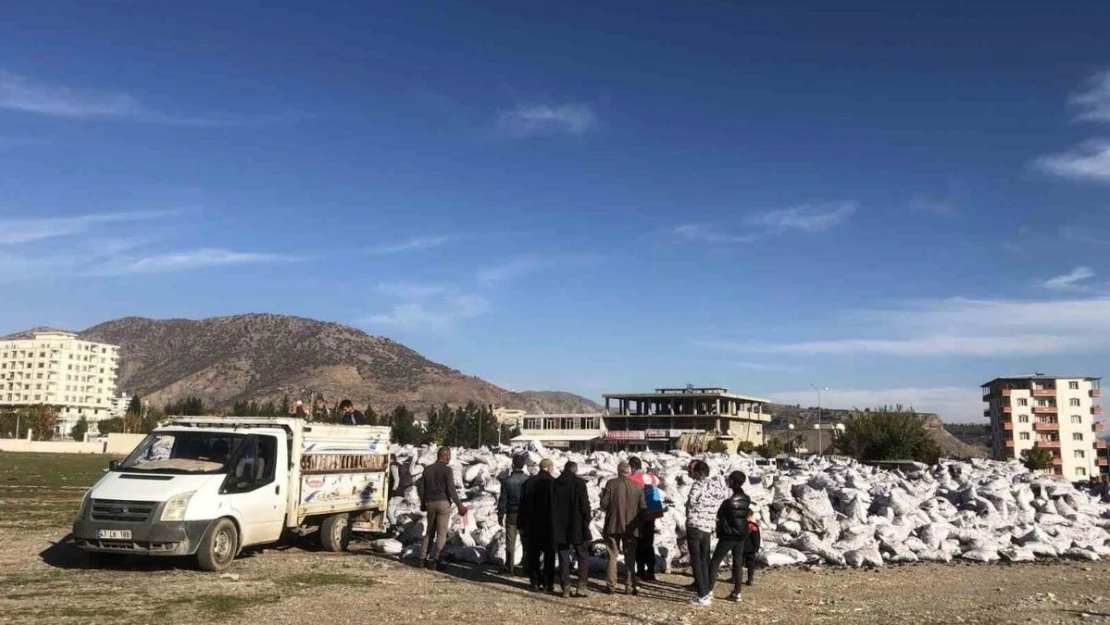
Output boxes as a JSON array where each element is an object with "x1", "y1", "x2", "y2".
[{"x1": 45, "y1": 314, "x2": 600, "y2": 414}]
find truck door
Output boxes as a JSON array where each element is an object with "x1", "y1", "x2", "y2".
[{"x1": 223, "y1": 434, "x2": 287, "y2": 546}]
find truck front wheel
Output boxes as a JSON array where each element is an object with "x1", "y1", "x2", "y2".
[
  {"x1": 319, "y1": 514, "x2": 351, "y2": 552},
  {"x1": 197, "y1": 518, "x2": 239, "y2": 572}
]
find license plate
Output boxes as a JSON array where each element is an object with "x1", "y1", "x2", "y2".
[{"x1": 97, "y1": 529, "x2": 132, "y2": 540}]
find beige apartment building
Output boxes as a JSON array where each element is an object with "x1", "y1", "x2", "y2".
[
  {"x1": 982, "y1": 375, "x2": 1107, "y2": 481},
  {"x1": 0, "y1": 331, "x2": 121, "y2": 437}
]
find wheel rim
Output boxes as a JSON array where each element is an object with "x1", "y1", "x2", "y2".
[
  {"x1": 213, "y1": 528, "x2": 234, "y2": 563},
  {"x1": 332, "y1": 517, "x2": 347, "y2": 545}
]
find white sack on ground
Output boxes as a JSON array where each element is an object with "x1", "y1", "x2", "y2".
[{"x1": 382, "y1": 445, "x2": 1110, "y2": 569}]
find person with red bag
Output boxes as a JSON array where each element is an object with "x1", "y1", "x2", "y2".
[{"x1": 628, "y1": 456, "x2": 664, "y2": 582}]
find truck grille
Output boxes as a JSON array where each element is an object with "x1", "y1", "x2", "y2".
[{"x1": 90, "y1": 499, "x2": 157, "y2": 522}]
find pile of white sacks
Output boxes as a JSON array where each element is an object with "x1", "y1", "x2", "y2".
[{"x1": 369, "y1": 442, "x2": 1110, "y2": 571}]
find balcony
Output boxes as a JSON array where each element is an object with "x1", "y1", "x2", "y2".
[
  {"x1": 1032, "y1": 388, "x2": 1056, "y2": 397},
  {"x1": 1037, "y1": 440, "x2": 1061, "y2": 449},
  {"x1": 1004, "y1": 439, "x2": 1015, "y2": 448},
  {"x1": 1093, "y1": 406, "x2": 1103, "y2": 415},
  {"x1": 1033, "y1": 422, "x2": 1060, "y2": 431},
  {"x1": 1002, "y1": 422, "x2": 1014, "y2": 431},
  {"x1": 1092, "y1": 389, "x2": 1102, "y2": 398},
  {"x1": 1001, "y1": 388, "x2": 1013, "y2": 397},
  {"x1": 1032, "y1": 406, "x2": 1058, "y2": 414},
  {"x1": 1052, "y1": 457, "x2": 1063, "y2": 465},
  {"x1": 1099, "y1": 458, "x2": 1108, "y2": 467},
  {"x1": 1003, "y1": 406, "x2": 1012, "y2": 414}
]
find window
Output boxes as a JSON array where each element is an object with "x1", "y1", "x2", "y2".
[
  {"x1": 1019, "y1": 432, "x2": 1031, "y2": 441},
  {"x1": 1077, "y1": 468, "x2": 1087, "y2": 477},
  {"x1": 1018, "y1": 414, "x2": 1030, "y2": 423},
  {"x1": 1069, "y1": 381, "x2": 1080, "y2": 390},
  {"x1": 1073, "y1": 433, "x2": 1084, "y2": 441},
  {"x1": 1072, "y1": 415, "x2": 1083, "y2": 424},
  {"x1": 1070, "y1": 398, "x2": 1081, "y2": 407},
  {"x1": 1075, "y1": 450, "x2": 1086, "y2": 459},
  {"x1": 1018, "y1": 398, "x2": 1029, "y2": 406}
]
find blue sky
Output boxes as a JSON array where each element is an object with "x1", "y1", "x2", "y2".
[{"x1": 3, "y1": 2, "x2": 1110, "y2": 422}]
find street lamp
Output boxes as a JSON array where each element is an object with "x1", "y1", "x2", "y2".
[{"x1": 811, "y1": 384, "x2": 830, "y2": 454}]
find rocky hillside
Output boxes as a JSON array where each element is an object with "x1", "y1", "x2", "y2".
[{"x1": 36, "y1": 314, "x2": 600, "y2": 414}]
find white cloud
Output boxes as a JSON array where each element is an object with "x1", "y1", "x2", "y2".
[
  {"x1": 0, "y1": 210, "x2": 180, "y2": 245},
  {"x1": 1071, "y1": 71, "x2": 1110, "y2": 123},
  {"x1": 101, "y1": 248, "x2": 295, "y2": 275},
  {"x1": 1034, "y1": 140, "x2": 1110, "y2": 183},
  {"x1": 1043, "y1": 266, "x2": 1095, "y2": 290},
  {"x1": 496, "y1": 103, "x2": 597, "y2": 138},
  {"x1": 367, "y1": 235, "x2": 449, "y2": 255},
  {"x1": 376, "y1": 282, "x2": 446, "y2": 299},
  {"x1": 364, "y1": 294, "x2": 489, "y2": 331},
  {"x1": 728, "y1": 361, "x2": 804, "y2": 373},
  {"x1": 0, "y1": 70, "x2": 299, "y2": 126},
  {"x1": 745, "y1": 201, "x2": 858, "y2": 233},
  {"x1": 702, "y1": 296, "x2": 1110, "y2": 358},
  {"x1": 476, "y1": 254, "x2": 594, "y2": 286},
  {"x1": 672, "y1": 224, "x2": 755, "y2": 244},
  {"x1": 767, "y1": 386, "x2": 983, "y2": 423}
]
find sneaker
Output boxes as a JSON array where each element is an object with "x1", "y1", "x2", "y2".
[
  {"x1": 700, "y1": 594, "x2": 713, "y2": 606},
  {"x1": 727, "y1": 592, "x2": 742, "y2": 603},
  {"x1": 745, "y1": 578, "x2": 754, "y2": 587},
  {"x1": 688, "y1": 595, "x2": 712, "y2": 607},
  {"x1": 562, "y1": 587, "x2": 571, "y2": 598}
]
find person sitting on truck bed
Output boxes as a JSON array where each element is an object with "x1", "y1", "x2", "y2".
[
  {"x1": 419, "y1": 446, "x2": 468, "y2": 570},
  {"x1": 339, "y1": 399, "x2": 368, "y2": 425}
]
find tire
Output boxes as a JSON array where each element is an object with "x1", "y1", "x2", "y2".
[
  {"x1": 197, "y1": 518, "x2": 239, "y2": 572},
  {"x1": 319, "y1": 514, "x2": 351, "y2": 552},
  {"x1": 85, "y1": 551, "x2": 126, "y2": 568}
]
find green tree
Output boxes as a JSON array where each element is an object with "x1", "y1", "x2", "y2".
[
  {"x1": 390, "y1": 405, "x2": 421, "y2": 445},
  {"x1": 164, "y1": 396, "x2": 205, "y2": 416},
  {"x1": 1021, "y1": 445, "x2": 1055, "y2": 472},
  {"x1": 755, "y1": 437, "x2": 785, "y2": 457},
  {"x1": 707, "y1": 438, "x2": 730, "y2": 454},
  {"x1": 97, "y1": 417, "x2": 124, "y2": 435},
  {"x1": 280, "y1": 395, "x2": 291, "y2": 415},
  {"x1": 22, "y1": 405, "x2": 57, "y2": 440},
  {"x1": 423, "y1": 404, "x2": 454, "y2": 445},
  {"x1": 833, "y1": 406, "x2": 941, "y2": 464},
  {"x1": 71, "y1": 416, "x2": 89, "y2": 441},
  {"x1": 364, "y1": 403, "x2": 379, "y2": 426},
  {"x1": 736, "y1": 441, "x2": 757, "y2": 453},
  {"x1": 127, "y1": 395, "x2": 142, "y2": 415}
]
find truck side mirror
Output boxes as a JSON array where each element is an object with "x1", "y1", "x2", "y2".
[{"x1": 108, "y1": 460, "x2": 119, "y2": 471}]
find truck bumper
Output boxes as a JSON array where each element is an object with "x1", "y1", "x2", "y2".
[{"x1": 72, "y1": 518, "x2": 212, "y2": 557}]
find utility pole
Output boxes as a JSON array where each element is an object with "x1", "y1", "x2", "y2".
[{"x1": 811, "y1": 384, "x2": 830, "y2": 454}]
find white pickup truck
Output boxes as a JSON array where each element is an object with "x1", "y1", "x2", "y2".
[{"x1": 72, "y1": 416, "x2": 392, "y2": 571}]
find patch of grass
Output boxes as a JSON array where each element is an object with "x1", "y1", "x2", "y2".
[
  {"x1": 281, "y1": 572, "x2": 375, "y2": 588},
  {"x1": 0, "y1": 452, "x2": 123, "y2": 488},
  {"x1": 176, "y1": 594, "x2": 278, "y2": 617},
  {"x1": 0, "y1": 570, "x2": 64, "y2": 587},
  {"x1": 56, "y1": 606, "x2": 129, "y2": 618}
]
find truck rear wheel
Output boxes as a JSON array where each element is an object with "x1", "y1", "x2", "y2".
[
  {"x1": 197, "y1": 518, "x2": 239, "y2": 572},
  {"x1": 320, "y1": 513, "x2": 351, "y2": 552}
]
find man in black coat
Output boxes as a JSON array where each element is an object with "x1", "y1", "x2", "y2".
[
  {"x1": 552, "y1": 460, "x2": 592, "y2": 598},
  {"x1": 519, "y1": 458, "x2": 556, "y2": 592}
]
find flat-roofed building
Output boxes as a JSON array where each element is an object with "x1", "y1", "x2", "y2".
[
  {"x1": 510, "y1": 413, "x2": 605, "y2": 451},
  {"x1": 601, "y1": 386, "x2": 771, "y2": 452}
]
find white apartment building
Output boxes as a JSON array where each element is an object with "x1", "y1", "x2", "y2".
[
  {"x1": 982, "y1": 375, "x2": 1106, "y2": 481},
  {"x1": 0, "y1": 331, "x2": 121, "y2": 437}
]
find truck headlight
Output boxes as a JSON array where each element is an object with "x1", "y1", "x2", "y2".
[
  {"x1": 76, "y1": 490, "x2": 91, "y2": 520},
  {"x1": 160, "y1": 491, "x2": 196, "y2": 522}
]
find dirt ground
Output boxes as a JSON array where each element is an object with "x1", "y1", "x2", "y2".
[{"x1": 2, "y1": 454, "x2": 1110, "y2": 624}]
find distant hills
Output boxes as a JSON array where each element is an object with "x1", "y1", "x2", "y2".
[{"x1": 5, "y1": 314, "x2": 601, "y2": 414}]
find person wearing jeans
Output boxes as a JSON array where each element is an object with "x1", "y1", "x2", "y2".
[
  {"x1": 708, "y1": 470, "x2": 752, "y2": 602},
  {"x1": 684, "y1": 460, "x2": 730, "y2": 606}
]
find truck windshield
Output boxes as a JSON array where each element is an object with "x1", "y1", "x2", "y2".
[{"x1": 117, "y1": 431, "x2": 246, "y2": 474}]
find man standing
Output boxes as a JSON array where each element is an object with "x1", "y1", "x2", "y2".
[
  {"x1": 419, "y1": 447, "x2": 468, "y2": 570},
  {"x1": 552, "y1": 461, "x2": 592, "y2": 598},
  {"x1": 520, "y1": 458, "x2": 556, "y2": 592},
  {"x1": 497, "y1": 454, "x2": 529, "y2": 577},
  {"x1": 628, "y1": 456, "x2": 663, "y2": 582},
  {"x1": 387, "y1": 454, "x2": 413, "y2": 536},
  {"x1": 600, "y1": 461, "x2": 646, "y2": 595},
  {"x1": 339, "y1": 399, "x2": 368, "y2": 425}
]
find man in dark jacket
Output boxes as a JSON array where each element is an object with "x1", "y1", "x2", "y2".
[
  {"x1": 387, "y1": 454, "x2": 414, "y2": 535},
  {"x1": 551, "y1": 461, "x2": 592, "y2": 598},
  {"x1": 419, "y1": 447, "x2": 468, "y2": 571},
  {"x1": 519, "y1": 458, "x2": 557, "y2": 592},
  {"x1": 498, "y1": 454, "x2": 529, "y2": 577},
  {"x1": 708, "y1": 470, "x2": 752, "y2": 602},
  {"x1": 339, "y1": 399, "x2": 368, "y2": 425}
]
